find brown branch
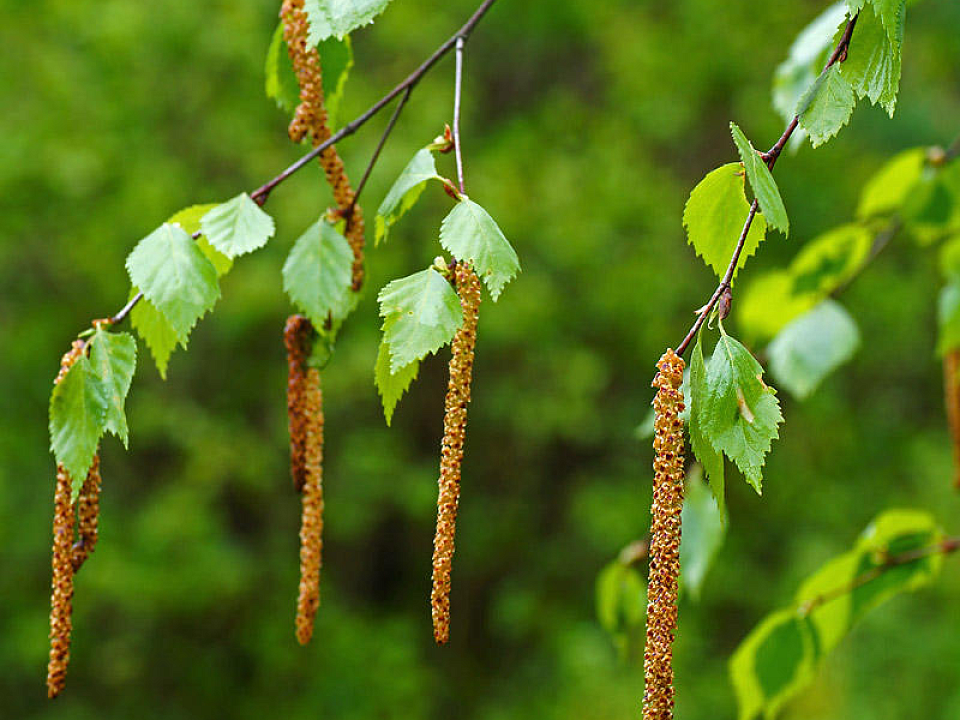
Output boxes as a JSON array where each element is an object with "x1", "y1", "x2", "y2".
[
  {"x1": 107, "y1": 0, "x2": 499, "y2": 326},
  {"x1": 676, "y1": 15, "x2": 859, "y2": 356},
  {"x1": 798, "y1": 536, "x2": 960, "y2": 616}
]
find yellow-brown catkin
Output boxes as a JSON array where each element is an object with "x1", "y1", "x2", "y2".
[
  {"x1": 431, "y1": 264, "x2": 482, "y2": 645},
  {"x1": 642, "y1": 349, "x2": 686, "y2": 720},
  {"x1": 944, "y1": 349, "x2": 960, "y2": 490},
  {"x1": 295, "y1": 367, "x2": 325, "y2": 644},
  {"x1": 284, "y1": 315, "x2": 313, "y2": 493},
  {"x1": 47, "y1": 339, "x2": 88, "y2": 699},
  {"x1": 280, "y1": 0, "x2": 365, "y2": 290},
  {"x1": 71, "y1": 456, "x2": 101, "y2": 572}
]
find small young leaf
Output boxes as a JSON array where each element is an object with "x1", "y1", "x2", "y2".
[
  {"x1": 730, "y1": 123, "x2": 790, "y2": 235},
  {"x1": 126, "y1": 223, "x2": 220, "y2": 340},
  {"x1": 374, "y1": 321, "x2": 420, "y2": 426},
  {"x1": 857, "y1": 148, "x2": 925, "y2": 219},
  {"x1": 201, "y1": 193, "x2": 275, "y2": 259},
  {"x1": 679, "y1": 467, "x2": 726, "y2": 600},
  {"x1": 282, "y1": 218, "x2": 355, "y2": 328},
  {"x1": 439, "y1": 199, "x2": 520, "y2": 300},
  {"x1": 305, "y1": 0, "x2": 393, "y2": 43},
  {"x1": 701, "y1": 332, "x2": 783, "y2": 493},
  {"x1": 767, "y1": 300, "x2": 860, "y2": 400},
  {"x1": 376, "y1": 148, "x2": 445, "y2": 244},
  {"x1": 130, "y1": 291, "x2": 180, "y2": 379},
  {"x1": 683, "y1": 163, "x2": 769, "y2": 280},
  {"x1": 378, "y1": 268, "x2": 463, "y2": 371},
  {"x1": 265, "y1": 23, "x2": 302, "y2": 112},
  {"x1": 49, "y1": 355, "x2": 107, "y2": 488},
  {"x1": 89, "y1": 328, "x2": 137, "y2": 446},
  {"x1": 797, "y1": 65, "x2": 856, "y2": 147},
  {"x1": 840, "y1": 2, "x2": 902, "y2": 116},
  {"x1": 689, "y1": 334, "x2": 725, "y2": 511}
]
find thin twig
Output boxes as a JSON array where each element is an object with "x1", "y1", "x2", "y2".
[
  {"x1": 348, "y1": 86, "x2": 413, "y2": 215},
  {"x1": 106, "y1": 0, "x2": 499, "y2": 327},
  {"x1": 453, "y1": 36, "x2": 467, "y2": 194},
  {"x1": 798, "y1": 536, "x2": 960, "y2": 616},
  {"x1": 676, "y1": 15, "x2": 859, "y2": 356}
]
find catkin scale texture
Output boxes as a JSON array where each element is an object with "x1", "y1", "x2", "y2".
[
  {"x1": 431, "y1": 264, "x2": 482, "y2": 645},
  {"x1": 295, "y1": 367, "x2": 325, "y2": 645},
  {"x1": 284, "y1": 315, "x2": 313, "y2": 493},
  {"x1": 280, "y1": 0, "x2": 365, "y2": 290},
  {"x1": 642, "y1": 349, "x2": 686, "y2": 720},
  {"x1": 71, "y1": 456, "x2": 101, "y2": 572}
]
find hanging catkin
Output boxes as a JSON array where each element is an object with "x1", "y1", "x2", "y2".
[
  {"x1": 47, "y1": 339, "x2": 89, "y2": 699},
  {"x1": 944, "y1": 349, "x2": 960, "y2": 490},
  {"x1": 280, "y1": 0, "x2": 365, "y2": 290},
  {"x1": 284, "y1": 315, "x2": 313, "y2": 493},
  {"x1": 71, "y1": 455, "x2": 101, "y2": 572},
  {"x1": 431, "y1": 263, "x2": 482, "y2": 645},
  {"x1": 295, "y1": 366, "x2": 325, "y2": 645},
  {"x1": 642, "y1": 349, "x2": 686, "y2": 720}
]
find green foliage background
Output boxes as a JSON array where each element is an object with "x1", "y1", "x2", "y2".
[{"x1": 2, "y1": 0, "x2": 960, "y2": 717}]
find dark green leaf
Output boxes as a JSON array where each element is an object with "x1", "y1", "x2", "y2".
[
  {"x1": 679, "y1": 467, "x2": 726, "y2": 599},
  {"x1": 264, "y1": 23, "x2": 302, "y2": 112},
  {"x1": 374, "y1": 319, "x2": 420, "y2": 426},
  {"x1": 840, "y1": 2, "x2": 902, "y2": 115},
  {"x1": 797, "y1": 65, "x2": 856, "y2": 147},
  {"x1": 689, "y1": 334, "x2": 725, "y2": 510},
  {"x1": 375, "y1": 148, "x2": 445, "y2": 244},
  {"x1": 49, "y1": 355, "x2": 107, "y2": 492},
  {"x1": 130, "y1": 290, "x2": 180, "y2": 379},
  {"x1": 89, "y1": 328, "x2": 137, "y2": 446}
]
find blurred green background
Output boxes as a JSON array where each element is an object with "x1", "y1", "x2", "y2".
[{"x1": 2, "y1": 0, "x2": 960, "y2": 717}]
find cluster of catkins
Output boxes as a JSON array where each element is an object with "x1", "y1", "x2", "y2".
[
  {"x1": 284, "y1": 316, "x2": 325, "y2": 645},
  {"x1": 642, "y1": 349, "x2": 686, "y2": 720},
  {"x1": 431, "y1": 263, "x2": 482, "y2": 644},
  {"x1": 280, "y1": 0, "x2": 365, "y2": 290},
  {"x1": 48, "y1": 340, "x2": 103, "y2": 699}
]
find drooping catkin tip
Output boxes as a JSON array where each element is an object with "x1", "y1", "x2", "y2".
[
  {"x1": 47, "y1": 466, "x2": 75, "y2": 699},
  {"x1": 295, "y1": 367, "x2": 324, "y2": 645}
]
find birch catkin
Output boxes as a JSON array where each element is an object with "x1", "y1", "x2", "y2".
[
  {"x1": 642, "y1": 349, "x2": 686, "y2": 720},
  {"x1": 284, "y1": 315, "x2": 313, "y2": 493},
  {"x1": 280, "y1": 0, "x2": 365, "y2": 290},
  {"x1": 944, "y1": 349, "x2": 960, "y2": 490},
  {"x1": 71, "y1": 455, "x2": 101, "y2": 572},
  {"x1": 431, "y1": 263, "x2": 482, "y2": 645},
  {"x1": 295, "y1": 367, "x2": 325, "y2": 645}
]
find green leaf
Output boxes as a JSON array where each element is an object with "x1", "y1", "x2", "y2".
[
  {"x1": 49, "y1": 355, "x2": 107, "y2": 491},
  {"x1": 789, "y1": 223, "x2": 872, "y2": 295},
  {"x1": 126, "y1": 223, "x2": 220, "y2": 340},
  {"x1": 318, "y1": 35, "x2": 354, "y2": 128},
  {"x1": 840, "y1": 2, "x2": 902, "y2": 115},
  {"x1": 264, "y1": 24, "x2": 302, "y2": 112},
  {"x1": 201, "y1": 193, "x2": 275, "y2": 259},
  {"x1": 595, "y1": 560, "x2": 646, "y2": 651},
  {"x1": 305, "y1": 0, "x2": 393, "y2": 43},
  {"x1": 167, "y1": 204, "x2": 232, "y2": 276},
  {"x1": 857, "y1": 148, "x2": 925, "y2": 219},
  {"x1": 689, "y1": 334, "x2": 725, "y2": 511},
  {"x1": 378, "y1": 268, "x2": 463, "y2": 372},
  {"x1": 871, "y1": 0, "x2": 906, "y2": 48},
  {"x1": 89, "y1": 328, "x2": 137, "y2": 447},
  {"x1": 374, "y1": 319, "x2": 420, "y2": 426},
  {"x1": 767, "y1": 300, "x2": 860, "y2": 400},
  {"x1": 130, "y1": 290, "x2": 180, "y2": 379},
  {"x1": 937, "y1": 279, "x2": 960, "y2": 354},
  {"x1": 439, "y1": 198, "x2": 521, "y2": 300},
  {"x1": 729, "y1": 609, "x2": 819, "y2": 720},
  {"x1": 738, "y1": 271, "x2": 819, "y2": 342},
  {"x1": 731, "y1": 123, "x2": 789, "y2": 235},
  {"x1": 375, "y1": 148, "x2": 445, "y2": 244},
  {"x1": 683, "y1": 163, "x2": 769, "y2": 281},
  {"x1": 701, "y1": 332, "x2": 783, "y2": 493},
  {"x1": 679, "y1": 467, "x2": 726, "y2": 600},
  {"x1": 282, "y1": 218, "x2": 355, "y2": 328},
  {"x1": 797, "y1": 65, "x2": 856, "y2": 147}
]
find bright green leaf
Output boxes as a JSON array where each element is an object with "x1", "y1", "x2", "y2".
[
  {"x1": 689, "y1": 334, "x2": 725, "y2": 511},
  {"x1": 767, "y1": 299, "x2": 860, "y2": 399},
  {"x1": 318, "y1": 35, "x2": 354, "y2": 127},
  {"x1": 937, "y1": 279, "x2": 960, "y2": 355},
  {"x1": 679, "y1": 467, "x2": 726, "y2": 599},
  {"x1": 439, "y1": 198, "x2": 520, "y2": 300},
  {"x1": 378, "y1": 268, "x2": 463, "y2": 372},
  {"x1": 49, "y1": 355, "x2": 107, "y2": 492},
  {"x1": 701, "y1": 332, "x2": 783, "y2": 493},
  {"x1": 166, "y1": 204, "x2": 233, "y2": 276},
  {"x1": 595, "y1": 560, "x2": 646, "y2": 656},
  {"x1": 282, "y1": 218, "x2": 355, "y2": 328},
  {"x1": 797, "y1": 65, "x2": 856, "y2": 147},
  {"x1": 840, "y1": 2, "x2": 902, "y2": 115},
  {"x1": 731, "y1": 123, "x2": 790, "y2": 235},
  {"x1": 789, "y1": 223, "x2": 872, "y2": 295},
  {"x1": 374, "y1": 319, "x2": 420, "y2": 426},
  {"x1": 683, "y1": 163, "x2": 769, "y2": 281},
  {"x1": 738, "y1": 271, "x2": 820, "y2": 342},
  {"x1": 871, "y1": 0, "x2": 906, "y2": 48},
  {"x1": 126, "y1": 223, "x2": 220, "y2": 340},
  {"x1": 130, "y1": 290, "x2": 180, "y2": 379},
  {"x1": 305, "y1": 0, "x2": 393, "y2": 43},
  {"x1": 201, "y1": 193, "x2": 275, "y2": 259},
  {"x1": 265, "y1": 23, "x2": 302, "y2": 112},
  {"x1": 857, "y1": 148, "x2": 925, "y2": 219},
  {"x1": 89, "y1": 328, "x2": 137, "y2": 447},
  {"x1": 376, "y1": 148, "x2": 445, "y2": 244}
]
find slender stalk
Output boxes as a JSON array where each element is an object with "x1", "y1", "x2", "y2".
[
  {"x1": 453, "y1": 36, "x2": 467, "y2": 194},
  {"x1": 349, "y1": 86, "x2": 413, "y2": 215}
]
